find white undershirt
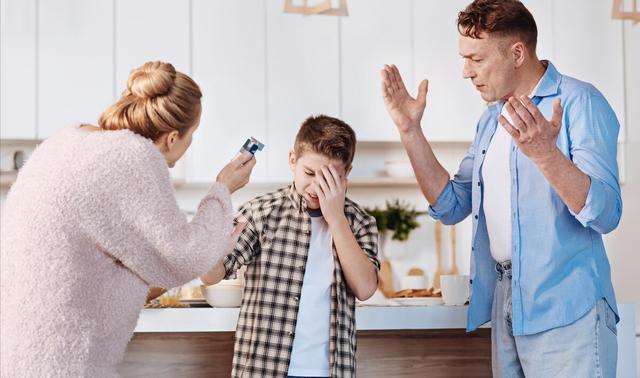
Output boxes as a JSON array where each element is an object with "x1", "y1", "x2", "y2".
[
  {"x1": 288, "y1": 213, "x2": 334, "y2": 377},
  {"x1": 483, "y1": 80, "x2": 542, "y2": 263}
]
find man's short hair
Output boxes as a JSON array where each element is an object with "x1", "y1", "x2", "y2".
[
  {"x1": 294, "y1": 115, "x2": 356, "y2": 166},
  {"x1": 457, "y1": 0, "x2": 538, "y2": 53}
]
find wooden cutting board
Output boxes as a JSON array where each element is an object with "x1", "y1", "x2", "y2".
[
  {"x1": 449, "y1": 224, "x2": 460, "y2": 275},
  {"x1": 433, "y1": 221, "x2": 444, "y2": 289},
  {"x1": 378, "y1": 260, "x2": 395, "y2": 298}
]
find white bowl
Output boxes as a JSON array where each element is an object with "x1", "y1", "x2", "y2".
[
  {"x1": 201, "y1": 282, "x2": 244, "y2": 307},
  {"x1": 384, "y1": 161, "x2": 414, "y2": 178},
  {"x1": 400, "y1": 275, "x2": 428, "y2": 290}
]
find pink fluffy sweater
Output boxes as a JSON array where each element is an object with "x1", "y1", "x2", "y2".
[{"x1": 0, "y1": 126, "x2": 233, "y2": 377}]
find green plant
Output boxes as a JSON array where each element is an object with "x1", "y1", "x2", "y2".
[{"x1": 365, "y1": 199, "x2": 426, "y2": 241}]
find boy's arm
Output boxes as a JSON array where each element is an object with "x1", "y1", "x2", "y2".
[
  {"x1": 313, "y1": 166, "x2": 379, "y2": 301},
  {"x1": 329, "y1": 216, "x2": 378, "y2": 301},
  {"x1": 200, "y1": 203, "x2": 260, "y2": 285}
]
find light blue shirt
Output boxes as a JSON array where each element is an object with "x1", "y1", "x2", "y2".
[{"x1": 429, "y1": 61, "x2": 622, "y2": 336}]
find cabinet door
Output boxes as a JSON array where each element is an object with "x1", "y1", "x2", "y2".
[
  {"x1": 266, "y1": 0, "x2": 340, "y2": 182},
  {"x1": 38, "y1": 0, "x2": 114, "y2": 138},
  {"x1": 1, "y1": 0, "x2": 37, "y2": 140},
  {"x1": 521, "y1": 0, "x2": 554, "y2": 63},
  {"x1": 340, "y1": 0, "x2": 412, "y2": 142},
  {"x1": 413, "y1": 0, "x2": 485, "y2": 142},
  {"x1": 189, "y1": 0, "x2": 267, "y2": 183},
  {"x1": 115, "y1": 0, "x2": 191, "y2": 181},
  {"x1": 552, "y1": 0, "x2": 626, "y2": 141},
  {"x1": 115, "y1": 0, "x2": 190, "y2": 91}
]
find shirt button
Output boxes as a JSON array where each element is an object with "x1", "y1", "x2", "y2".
[
  {"x1": 288, "y1": 331, "x2": 294, "y2": 336},
  {"x1": 477, "y1": 181, "x2": 481, "y2": 187},
  {"x1": 474, "y1": 215, "x2": 478, "y2": 220},
  {"x1": 482, "y1": 149, "x2": 486, "y2": 154},
  {"x1": 294, "y1": 296, "x2": 299, "y2": 301}
]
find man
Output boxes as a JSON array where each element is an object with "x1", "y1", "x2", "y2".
[{"x1": 381, "y1": 0, "x2": 622, "y2": 376}]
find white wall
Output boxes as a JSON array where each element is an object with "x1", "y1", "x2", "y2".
[{"x1": 604, "y1": 22, "x2": 640, "y2": 328}]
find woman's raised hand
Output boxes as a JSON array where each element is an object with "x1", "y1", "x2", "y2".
[{"x1": 216, "y1": 151, "x2": 256, "y2": 193}]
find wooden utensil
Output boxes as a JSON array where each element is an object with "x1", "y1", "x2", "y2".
[
  {"x1": 433, "y1": 221, "x2": 444, "y2": 289},
  {"x1": 378, "y1": 260, "x2": 395, "y2": 298},
  {"x1": 449, "y1": 224, "x2": 460, "y2": 275}
]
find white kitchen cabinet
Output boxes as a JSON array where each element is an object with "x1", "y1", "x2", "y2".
[
  {"x1": 340, "y1": 0, "x2": 412, "y2": 142},
  {"x1": 115, "y1": 0, "x2": 191, "y2": 182},
  {"x1": 1, "y1": 0, "x2": 37, "y2": 140},
  {"x1": 551, "y1": 0, "x2": 626, "y2": 142},
  {"x1": 115, "y1": 0, "x2": 190, "y2": 91},
  {"x1": 38, "y1": 0, "x2": 114, "y2": 139},
  {"x1": 412, "y1": 0, "x2": 485, "y2": 143},
  {"x1": 266, "y1": 0, "x2": 340, "y2": 182},
  {"x1": 521, "y1": 0, "x2": 554, "y2": 63},
  {"x1": 189, "y1": 0, "x2": 267, "y2": 183}
]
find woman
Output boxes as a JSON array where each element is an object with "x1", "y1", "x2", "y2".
[{"x1": 0, "y1": 61, "x2": 254, "y2": 377}]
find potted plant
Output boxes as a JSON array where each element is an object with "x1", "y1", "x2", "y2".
[
  {"x1": 365, "y1": 199, "x2": 426, "y2": 297},
  {"x1": 366, "y1": 199, "x2": 426, "y2": 242}
]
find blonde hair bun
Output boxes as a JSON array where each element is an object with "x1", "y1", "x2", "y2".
[
  {"x1": 127, "y1": 61, "x2": 176, "y2": 99},
  {"x1": 99, "y1": 60, "x2": 202, "y2": 141}
]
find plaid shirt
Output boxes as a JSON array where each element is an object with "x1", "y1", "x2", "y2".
[{"x1": 222, "y1": 184, "x2": 379, "y2": 377}]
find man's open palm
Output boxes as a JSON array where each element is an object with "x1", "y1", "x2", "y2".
[{"x1": 381, "y1": 64, "x2": 428, "y2": 133}]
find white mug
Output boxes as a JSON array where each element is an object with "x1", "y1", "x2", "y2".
[{"x1": 441, "y1": 274, "x2": 470, "y2": 306}]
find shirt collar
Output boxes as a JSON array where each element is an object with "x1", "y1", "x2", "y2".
[
  {"x1": 287, "y1": 183, "x2": 308, "y2": 212},
  {"x1": 532, "y1": 60, "x2": 561, "y2": 98},
  {"x1": 487, "y1": 60, "x2": 560, "y2": 117}
]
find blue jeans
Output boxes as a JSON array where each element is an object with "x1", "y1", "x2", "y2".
[{"x1": 492, "y1": 261, "x2": 618, "y2": 378}]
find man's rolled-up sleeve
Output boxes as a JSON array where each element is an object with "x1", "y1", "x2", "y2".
[
  {"x1": 429, "y1": 139, "x2": 476, "y2": 225},
  {"x1": 567, "y1": 89, "x2": 622, "y2": 234}
]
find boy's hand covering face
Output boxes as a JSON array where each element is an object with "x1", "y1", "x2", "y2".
[{"x1": 310, "y1": 164, "x2": 348, "y2": 225}]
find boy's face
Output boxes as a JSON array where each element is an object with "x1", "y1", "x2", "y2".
[{"x1": 288, "y1": 150, "x2": 352, "y2": 210}]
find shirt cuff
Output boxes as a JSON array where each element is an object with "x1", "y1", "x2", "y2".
[
  {"x1": 222, "y1": 257, "x2": 236, "y2": 280},
  {"x1": 428, "y1": 182, "x2": 455, "y2": 220},
  {"x1": 571, "y1": 176, "x2": 604, "y2": 227}
]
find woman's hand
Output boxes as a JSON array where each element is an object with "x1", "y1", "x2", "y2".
[
  {"x1": 200, "y1": 223, "x2": 246, "y2": 286},
  {"x1": 216, "y1": 151, "x2": 257, "y2": 193},
  {"x1": 146, "y1": 287, "x2": 167, "y2": 302}
]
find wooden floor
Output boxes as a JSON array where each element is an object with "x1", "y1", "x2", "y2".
[{"x1": 118, "y1": 329, "x2": 491, "y2": 377}]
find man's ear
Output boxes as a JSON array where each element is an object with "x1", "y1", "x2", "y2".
[
  {"x1": 345, "y1": 164, "x2": 353, "y2": 178},
  {"x1": 288, "y1": 150, "x2": 297, "y2": 171},
  {"x1": 511, "y1": 41, "x2": 526, "y2": 68}
]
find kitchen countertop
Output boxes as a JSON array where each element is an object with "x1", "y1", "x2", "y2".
[
  {"x1": 133, "y1": 303, "x2": 637, "y2": 376},
  {"x1": 134, "y1": 304, "x2": 476, "y2": 333}
]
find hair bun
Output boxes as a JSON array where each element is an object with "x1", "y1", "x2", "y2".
[{"x1": 127, "y1": 61, "x2": 176, "y2": 99}]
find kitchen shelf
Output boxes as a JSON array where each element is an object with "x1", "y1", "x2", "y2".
[{"x1": 0, "y1": 171, "x2": 17, "y2": 189}]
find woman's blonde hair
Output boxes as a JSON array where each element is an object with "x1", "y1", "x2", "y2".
[{"x1": 99, "y1": 61, "x2": 202, "y2": 141}]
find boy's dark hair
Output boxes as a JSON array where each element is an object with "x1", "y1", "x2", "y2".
[
  {"x1": 457, "y1": 0, "x2": 538, "y2": 53},
  {"x1": 294, "y1": 115, "x2": 356, "y2": 166}
]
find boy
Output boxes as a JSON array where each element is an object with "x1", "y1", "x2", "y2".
[{"x1": 201, "y1": 115, "x2": 379, "y2": 377}]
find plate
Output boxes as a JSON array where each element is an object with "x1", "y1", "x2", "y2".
[{"x1": 391, "y1": 297, "x2": 444, "y2": 306}]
